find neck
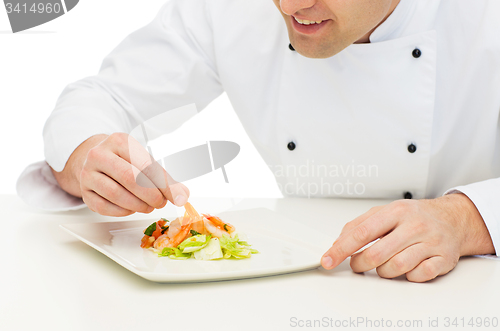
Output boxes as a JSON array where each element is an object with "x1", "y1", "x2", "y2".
[{"x1": 355, "y1": 0, "x2": 401, "y2": 44}]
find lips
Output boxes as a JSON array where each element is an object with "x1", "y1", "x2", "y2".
[{"x1": 291, "y1": 15, "x2": 330, "y2": 35}]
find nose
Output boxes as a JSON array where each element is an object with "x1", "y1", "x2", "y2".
[{"x1": 279, "y1": 0, "x2": 317, "y2": 16}]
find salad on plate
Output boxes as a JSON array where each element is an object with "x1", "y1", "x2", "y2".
[{"x1": 140, "y1": 203, "x2": 258, "y2": 260}]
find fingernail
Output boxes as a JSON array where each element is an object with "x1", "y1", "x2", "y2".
[
  {"x1": 174, "y1": 194, "x2": 187, "y2": 207},
  {"x1": 146, "y1": 206, "x2": 154, "y2": 213},
  {"x1": 322, "y1": 256, "x2": 333, "y2": 269}
]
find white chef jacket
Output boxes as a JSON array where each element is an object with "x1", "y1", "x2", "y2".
[{"x1": 17, "y1": 0, "x2": 500, "y2": 256}]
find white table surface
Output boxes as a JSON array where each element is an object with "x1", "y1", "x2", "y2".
[{"x1": 1, "y1": 194, "x2": 499, "y2": 331}]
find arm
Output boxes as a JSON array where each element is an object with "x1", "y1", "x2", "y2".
[
  {"x1": 43, "y1": 0, "x2": 223, "y2": 215},
  {"x1": 444, "y1": 178, "x2": 500, "y2": 258}
]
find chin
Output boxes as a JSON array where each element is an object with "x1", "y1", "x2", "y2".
[
  {"x1": 296, "y1": 48, "x2": 334, "y2": 59},
  {"x1": 290, "y1": 34, "x2": 347, "y2": 59},
  {"x1": 292, "y1": 42, "x2": 341, "y2": 59}
]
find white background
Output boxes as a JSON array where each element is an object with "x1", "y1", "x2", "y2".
[{"x1": 0, "y1": 0, "x2": 282, "y2": 199}]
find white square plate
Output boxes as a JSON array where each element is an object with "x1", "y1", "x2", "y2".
[{"x1": 60, "y1": 208, "x2": 333, "y2": 283}]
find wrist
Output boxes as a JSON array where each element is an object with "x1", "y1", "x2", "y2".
[
  {"x1": 51, "y1": 134, "x2": 108, "y2": 198},
  {"x1": 441, "y1": 193, "x2": 495, "y2": 256}
]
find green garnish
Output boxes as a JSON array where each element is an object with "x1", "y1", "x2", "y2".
[
  {"x1": 158, "y1": 247, "x2": 190, "y2": 260},
  {"x1": 190, "y1": 230, "x2": 201, "y2": 236},
  {"x1": 178, "y1": 234, "x2": 211, "y2": 253},
  {"x1": 155, "y1": 233, "x2": 257, "y2": 260},
  {"x1": 219, "y1": 234, "x2": 259, "y2": 259},
  {"x1": 161, "y1": 226, "x2": 169, "y2": 234},
  {"x1": 223, "y1": 224, "x2": 229, "y2": 232},
  {"x1": 161, "y1": 218, "x2": 169, "y2": 223},
  {"x1": 144, "y1": 222, "x2": 157, "y2": 236}
]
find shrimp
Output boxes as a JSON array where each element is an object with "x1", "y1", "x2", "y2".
[
  {"x1": 183, "y1": 202, "x2": 207, "y2": 234},
  {"x1": 154, "y1": 216, "x2": 192, "y2": 249},
  {"x1": 191, "y1": 216, "x2": 207, "y2": 234},
  {"x1": 147, "y1": 202, "x2": 234, "y2": 249},
  {"x1": 184, "y1": 202, "x2": 200, "y2": 219},
  {"x1": 202, "y1": 214, "x2": 235, "y2": 238}
]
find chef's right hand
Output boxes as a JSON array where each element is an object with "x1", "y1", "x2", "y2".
[{"x1": 51, "y1": 133, "x2": 189, "y2": 216}]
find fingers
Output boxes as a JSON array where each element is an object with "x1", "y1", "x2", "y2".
[
  {"x1": 83, "y1": 171, "x2": 154, "y2": 214},
  {"x1": 321, "y1": 211, "x2": 398, "y2": 270},
  {"x1": 83, "y1": 133, "x2": 190, "y2": 217},
  {"x1": 106, "y1": 133, "x2": 189, "y2": 206},
  {"x1": 82, "y1": 190, "x2": 135, "y2": 217},
  {"x1": 99, "y1": 153, "x2": 167, "y2": 209},
  {"x1": 339, "y1": 205, "x2": 385, "y2": 237},
  {"x1": 350, "y1": 223, "x2": 425, "y2": 273},
  {"x1": 405, "y1": 256, "x2": 451, "y2": 283},
  {"x1": 373, "y1": 243, "x2": 433, "y2": 278}
]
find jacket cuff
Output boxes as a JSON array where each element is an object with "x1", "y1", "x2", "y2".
[
  {"x1": 444, "y1": 178, "x2": 500, "y2": 257},
  {"x1": 16, "y1": 161, "x2": 86, "y2": 211}
]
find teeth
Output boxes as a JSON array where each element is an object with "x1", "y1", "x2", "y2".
[{"x1": 294, "y1": 16, "x2": 323, "y2": 25}]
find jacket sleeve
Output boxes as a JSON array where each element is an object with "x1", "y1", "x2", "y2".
[
  {"x1": 444, "y1": 178, "x2": 500, "y2": 257},
  {"x1": 18, "y1": 0, "x2": 223, "y2": 210}
]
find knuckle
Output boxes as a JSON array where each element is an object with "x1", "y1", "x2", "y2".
[
  {"x1": 405, "y1": 273, "x2": 420, "y2": 283},
  {"x1": 349, "y1": 255, "x2": 364, "y2": 273},
  {"x1": 352, "y1": 225, "x2": 370, "y2": 243},
  {"x1": 421, "y1": 261, "x2": 437, "y2": 279},
  {"x1": 109, "y1": 132, "x2": 126, "y2": 144},
  {"x1": 331, "y1": 244, "x2": 346, "y2": 260},
  {"x1": 86, "y1": 147, "x2": 101, "y2": 161},
  {"x1": 103, "y1": 185, "x2": 118, "y2": 202},
  {"x1": 417, "y1": 221, "x2": 430, "y2": 234},
  {"x1": 79, "y1": 168, "x2": 90, "y2": 185},
  {"x1": 150, "y1": 192, "x2": 165, "y2": 208},
  {"x1": 376, "y1": 266, "x2": 392, "y2": 279},
  {"x1": 133, "y1": 202, "x2": 149, "y2": 214},
  {"x1": 391, "y1": 255, "x2": 407, "y2": 273},
  {"x1": 390, "y1": 200, "x2": 409, "y2": 214},
  {"x1": 93, "y1": 198, "x2": 107, "y2": 215},
  {"x1": 364, "y1": 248, "x2": 382, "y2": 266},
  {"x1": 425, "y1": 229, "x2": 443, "y2": 246},
  {"x1": 119, "y1": 166, "x2": 136, "y2": 187},
  {"x1": 368, "y1": 206, "x2": 382, "y2": 214},
  {"x1": 82, "y1": 194, "x2": 94, "y2": 212},
  {"x1": 341, "y1": 220, "x2": 354, "y2": 233},
  {"x1": 407, "y1": 220, "x2": 428, "y2": 236}
]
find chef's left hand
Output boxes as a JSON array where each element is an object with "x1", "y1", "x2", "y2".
[{"x1": 321, "y1": 193, "x2": 495, "y2": 282}]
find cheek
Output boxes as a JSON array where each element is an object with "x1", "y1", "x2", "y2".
[{"x1": 334, "y1": 0, "x2": 392, "y2": 25}]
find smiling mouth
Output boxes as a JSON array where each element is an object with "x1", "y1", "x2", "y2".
[
  {"x1": 293, "y1": 16, "x2": 325, "y2": 25},
  {"x1": 291, "y1": 15, "x2": 330, "y2": 35}
]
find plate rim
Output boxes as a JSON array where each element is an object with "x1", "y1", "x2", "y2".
[{"x1": 60, "y1": 208, "x2": 331, "y2": 283}]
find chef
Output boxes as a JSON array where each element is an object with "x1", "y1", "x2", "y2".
[{"x1": 17, "y1": 0, "x2": 499, "y2": 282}]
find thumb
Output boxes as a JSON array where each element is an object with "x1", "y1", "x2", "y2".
[
  {"x1": 159, "y1": 168, "x2": 190, "y2": 207},
  {"x1": 167, "y1": 181, "x2": 190, "y2": 207},
  {"x1": 136, "y1": 161, "x2": 190, "y2": 207}
]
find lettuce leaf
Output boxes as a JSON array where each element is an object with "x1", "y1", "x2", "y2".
[
  {"x1": 194, "y1": 237, "x2": 223, "y2": 260},
  {"x1": 158, "y1": 247, "x2": 190, "y2": 259},
  {"x1": 178, "y1": 234, "x2": 211, "y2": 253},
  {"x1": 219, "y1": 233, "x2": 259, "y2": 259},
  {"x1": 155, "y1": 232, "x2": 257, "y2": 260}
]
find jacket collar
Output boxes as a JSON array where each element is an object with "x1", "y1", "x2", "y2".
[{"x1": 369, "y1": 0, "x2": 418, "y2": 43}]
